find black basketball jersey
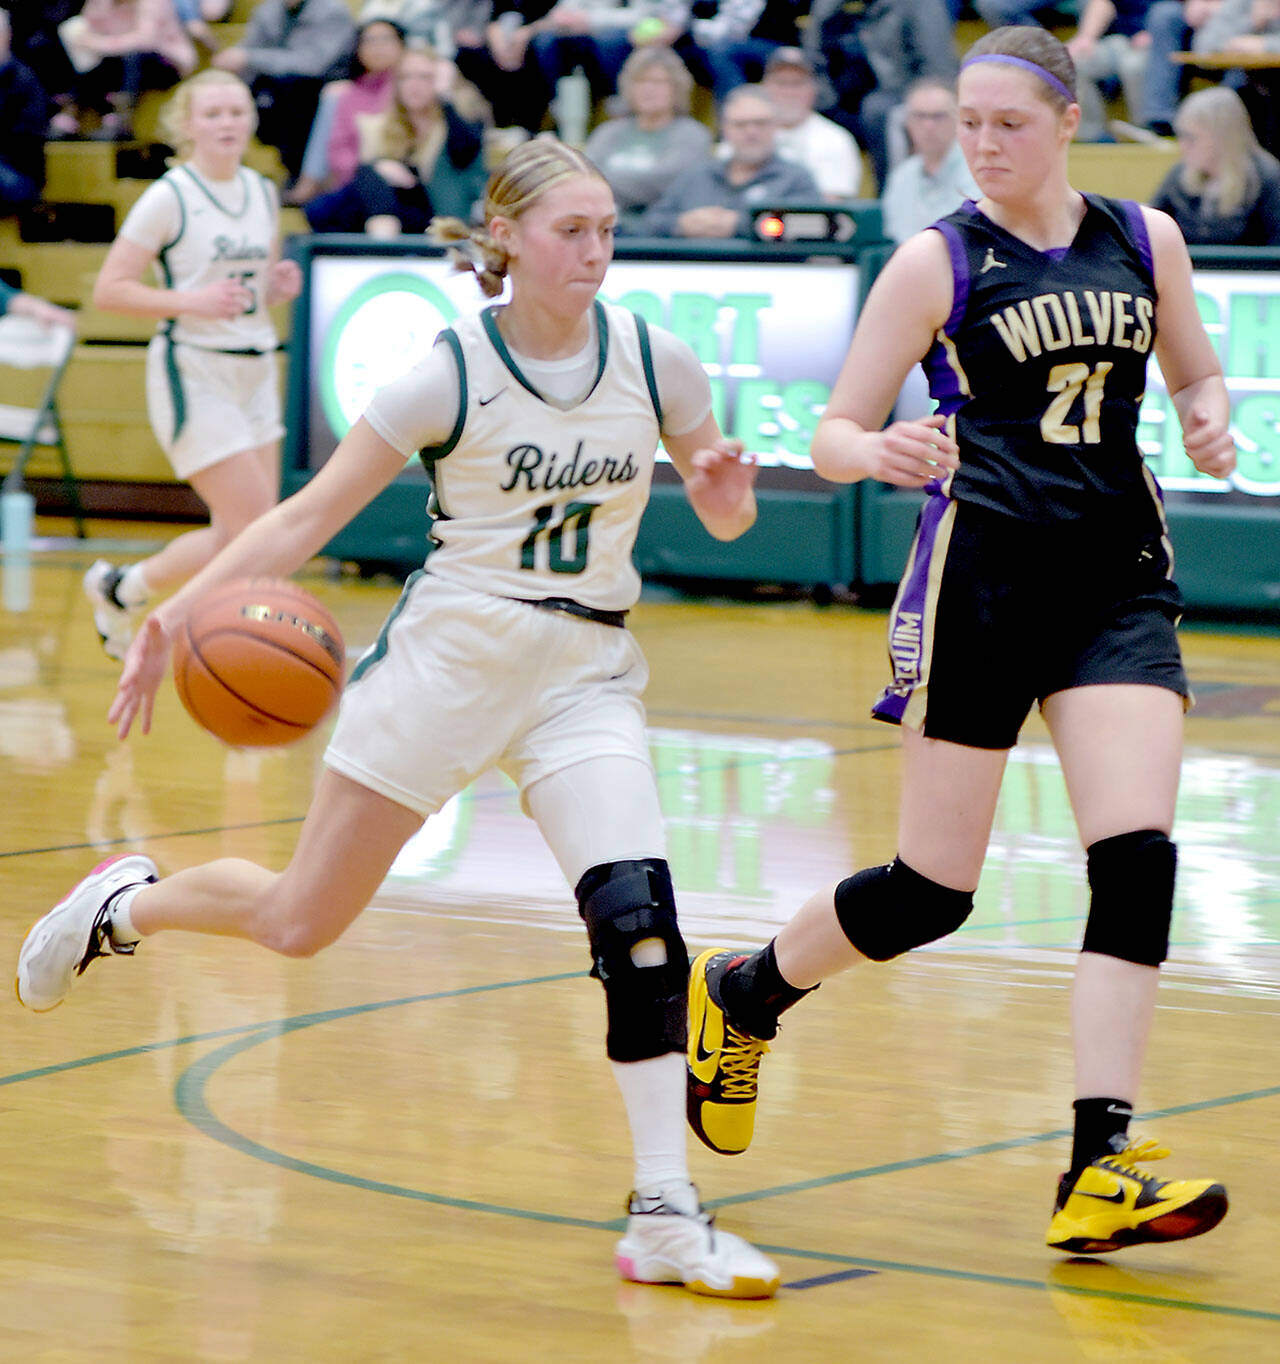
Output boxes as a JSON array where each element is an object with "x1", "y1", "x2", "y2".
[{"x1": 923, "y1": 195, "x2": 1164, "y2": 536}]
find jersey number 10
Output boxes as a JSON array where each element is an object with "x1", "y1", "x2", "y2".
[{"x1": 520, "y1": 501, "x2": 598, "y2": 575}]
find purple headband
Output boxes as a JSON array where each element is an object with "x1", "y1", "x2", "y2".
[{"x1": 960, "y1": 53, "x2": 1076, "y2": 104}]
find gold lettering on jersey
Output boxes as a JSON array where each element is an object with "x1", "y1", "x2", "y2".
[
  {"x1": 1084, "y1": 290, "x2": 1112, "y2": 342},
  {"x1": 990, "y1": 290, "x2": 1153, "y2": 361},
  {"x1": 889, "y1": 610, "x2": 922, "y2": 683},
  {"x1": 1031, "y1": 295, "x2": 1072, "y2": 351},
  {"x1": 1063, "y1": 294, "x2": 1091, "y2": 346},
  {"x1": 501, "y1": 441, "x2": 639, "y2": 493},
  {"x1": 989, "y1": 301, "x2": 1041, "y2": 361}
]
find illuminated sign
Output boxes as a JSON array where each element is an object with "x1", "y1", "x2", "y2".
[
  {"x1": 303, "y1": 255, "x2": 859, "y2": 473},
  {"x1": 1142, "y1": 269, "x2": 1280, "y2": 497}
]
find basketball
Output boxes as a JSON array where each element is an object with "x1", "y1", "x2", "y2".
[{"x1": 171, "y1": 578, "x2": 345, "y2": 747}]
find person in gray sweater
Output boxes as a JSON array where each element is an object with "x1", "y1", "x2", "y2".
[
  {"x1": 213, "y1": 0, "x2": 358, "y2": 176},
  {"x1": 639, "y1": 84, "x2": 819, "y2": 237},
  {"x1": 585, "y1": 46, "x2": 712, "y2": 232}
]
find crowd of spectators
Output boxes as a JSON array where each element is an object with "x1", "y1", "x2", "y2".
[{"x1": 4, "y1": 0, "x2": 1280, "y2": 246}]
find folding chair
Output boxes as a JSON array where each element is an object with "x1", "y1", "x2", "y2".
[{"x1": 0, "y1": 312, "x2": 85, "y2": 537}]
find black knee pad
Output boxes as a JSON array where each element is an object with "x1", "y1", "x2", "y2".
[
  {"x1": 1082, "y1": 829, "x2": 1175, "y2": 967},
  {"x1": 576, "y1": 858, "x2": 689, "y2": 1062},
  {"x1": 833, "y1": 858, "x2": 975, "y2": 961}
]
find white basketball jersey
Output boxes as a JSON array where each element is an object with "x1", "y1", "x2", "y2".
[
  {"x1": 423, "y1": 301, "x2": 662, "y2": 612},
  {"x1": 145, "y1": 164, "x2": 280, "y2": 352}
]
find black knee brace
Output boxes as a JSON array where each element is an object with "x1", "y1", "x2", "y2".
[
  {"x1": 576, "y1": 858, "x2": 689, "y2": 1062},
  {"x1": 1082, "y1": 829, "x2": 1175, "y2": 967},
  {"x1": 833, "y1": 858, "x2": 975, "y2": 961}
]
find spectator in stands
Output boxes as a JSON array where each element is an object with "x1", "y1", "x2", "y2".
[
  {"x1": 640, "y1": 83, "x2": 819, "y2": 237},
  {"x1": 880, "y1": 77, "x2": 976, "y2": 244},
  {"x1": 525, "y1": 0, "x2": 672, "y2": 131},
  {"x1": 5, "y1": 2, "x2": 81, "y2": 117},
  {"x1": 455, "y1": 0, "x2": 557, "y2": 134},
  {"x1": 1137, "y1": 0, "x2": 1221, "y2": 136},
  {"x1": 760, "y1": 45, "x2": 862, "y2": 200},
  {"x1": 665, "y1": 0, "x2": 810, "y2": 100},
  {"x1": 0, "y1": 9, "x2": 49, "y2": 215},
  {"x1": 170, "y1": 0, "x2": 232, "y2": 54},
  {"x1": 211, "y1": 0, "x2": 358, "y2": 179},
  {"x1": 1069, "y1": 0, "x2": 1158, "y2": 141},
  {"x1": 1150, "y1": 84, "x2": 1280, "y2": 242},
  {"x1": 286, "y1": 16, "x2": 407, "y2": 205},
  {"x1": 50, "y1": 0, "x2": 197, "y2": 141},
  {"x1": 358, "y1": 0, "x2": 491, "y2": 54},
  {"x1": 584, "y1": 46, "x2": 712, "y2": 232},
  {"x1": 0, "y1": 279, "x2": 75, "y2": 329},
  {"x1": 802, "y1": 0, "x2": 958, "y2": 192},
  {"x1": 1194, "y1": 0, "x2": 1280, "y2": 147},
  {"x1": 973, "y1": 0, "x2": 1072, "y2": 27},
  {"x1": 304, "y1": 45, "x2": 487, "y2": 234}
]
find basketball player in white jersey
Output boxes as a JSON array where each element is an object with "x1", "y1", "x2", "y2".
[
  {"x1": 85, "y1": 69, "x2": 303, "y2": 661},
  {"x1": 18, "y1": 138, "x2": 780, "y2": 1301}
]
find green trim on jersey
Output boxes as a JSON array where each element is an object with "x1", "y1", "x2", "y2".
[
  {"x1": 419, "y1": 329, "x2": 468, "y2": 467},
  {"x1": 348, "y1": 568, "x2": 425, "y2": 685},
  {"x1": 479, "y1": 299, "x2": 610, "y2": 407},
  {"x1": 633, "y1": 311, "x2": 663, "y2": 429},
  {"x1": 177, "y1": 163, "x2": 252, "y2": 218},
  {"x1": 155, "y1": 219, "x2": 187, "y2": 443}
]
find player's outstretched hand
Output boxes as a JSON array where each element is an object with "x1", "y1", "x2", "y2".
[
  {"x1": 1182, "y1": 404, "x2": 1236, "y2": 480},
  {"x1": 686, "y1": 440, "x2": 758, "y2": 540},
  {"x1": 108, "y1": 614, "x2": 174, "y2": 740},
  {"x1": 866, "y1": 415, "x2": 960, "y2": 488}
]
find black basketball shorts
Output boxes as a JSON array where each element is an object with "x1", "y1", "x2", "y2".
[{"x1": 871, "y1": 495, "x2": 1188, "y2": 750}]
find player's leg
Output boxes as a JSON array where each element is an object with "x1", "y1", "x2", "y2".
[
  {"x1": 16, "y1": 770, "x2": 423, "y2": 1010},
  {"x1": 689, "y1": 730, "x2": 1008, "y2": 1156},
  {"x1": 525, "y1": 752, "x2": 778, "y2": 1299},
  {"x1": 1041, "y1": 682, "x2": 1227, "y2": 1252}
]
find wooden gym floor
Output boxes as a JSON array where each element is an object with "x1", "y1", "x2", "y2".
[{"x1": 2, "y1": 530, "x2": 1278, "y2": 1362}]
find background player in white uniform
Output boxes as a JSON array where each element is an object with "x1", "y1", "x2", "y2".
[
  {"x1": 17, "y1": 138, "x2": 780, "y2": 1301},
  {"x1": 85, "y1": 69, "x2": 303, "y2": 661}
]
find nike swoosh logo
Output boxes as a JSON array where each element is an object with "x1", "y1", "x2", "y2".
[
  {"x1": 692, "y1": 1011, "x2": 719, "y2": 1067},
  {"x1": 1077, "y1": 1188, "x2": 1127, "y2": 1204},
  {"x1": 478, "y1": 389, "x2": 506, "y2": 406}
]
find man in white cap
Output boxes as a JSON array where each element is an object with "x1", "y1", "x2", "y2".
[{"x1": 761, "y1": 45, "x2": 864, "y2": 200}]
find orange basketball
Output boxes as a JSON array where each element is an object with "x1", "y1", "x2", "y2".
[{"x1": 171, "y1": 578, "x2": 345, "y2": 747}]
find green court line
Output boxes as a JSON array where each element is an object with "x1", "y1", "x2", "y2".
[{"x1": 7, "y1": 973, "x2": 1279, "y2": 1322}]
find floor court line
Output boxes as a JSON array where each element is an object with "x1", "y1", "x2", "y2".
[{"x1": 9, "y1": 974, "x2": 1278, "y2": 1320}]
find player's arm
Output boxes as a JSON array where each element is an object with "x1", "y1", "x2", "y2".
[
  {"x1": 1144, "y1": 205, "x2": 1237, "y2": 480},
  {"x1": 810, "y1": 229, "x2": 959, "y2": 487},
  {"x1": 110, "y1": 421, "x2": 408, "y2": 737},
  {"x1": 647, "y1": 326, "x2": 757, "y2": 540},
  {"x1": 93, "y1": 236, "x2": 253, "y2": 321},
  {"x1": 664, "y1": 412, "x2": 758, "y2": 541}
]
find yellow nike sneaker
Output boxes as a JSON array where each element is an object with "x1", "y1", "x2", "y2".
[
  {"x1": 687, "y1": 949, "x2": 770, "y2": 1156},
  {"x1": 1046, "y1": 1136, "x2": 1228, "y2": 1254}
]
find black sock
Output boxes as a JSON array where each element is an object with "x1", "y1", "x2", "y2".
[
  {"x1": 718, "y1": 940, "x2": 814, "y2": 1041},
  {"x1": 1069, "y1": 1097, "x2": 1133, "y2": 1176}
]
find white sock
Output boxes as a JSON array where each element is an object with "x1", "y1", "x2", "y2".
[
  {"x1": 611, "y1": 1051, "x2": 694, "y2": 1209},
  {"x1": 116, "y1": 563, "x2": 150, "y2": 609},
  {"x1": 106, "y1": 882, "x2": 148, "y2": 945}
]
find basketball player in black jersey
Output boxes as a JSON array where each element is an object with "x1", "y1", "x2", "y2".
[{"x1": 687, "y1": 25, "x2": 1238, "y2": 1257}]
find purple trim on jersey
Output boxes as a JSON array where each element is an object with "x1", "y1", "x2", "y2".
[
  {"x1": 871, "y1": 491, "x2": 951, "y2": 725},
  {"x1": 922, "y1": 218, "x2": 971, "y2": 415},
  {"x1": 1118, "y1": 198, "x2": 1154, "y2": 278}
]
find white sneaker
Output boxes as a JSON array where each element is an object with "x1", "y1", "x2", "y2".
[
  {"x1": 83, "y1": 560, "x2": 138, "y2": 661},
  {"x1": 15, "y1": 853, "x2": 157, "y2": 1011},
  {"x1": 615, "y1": 1192, "x2": 780, "y2": 1299}
]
